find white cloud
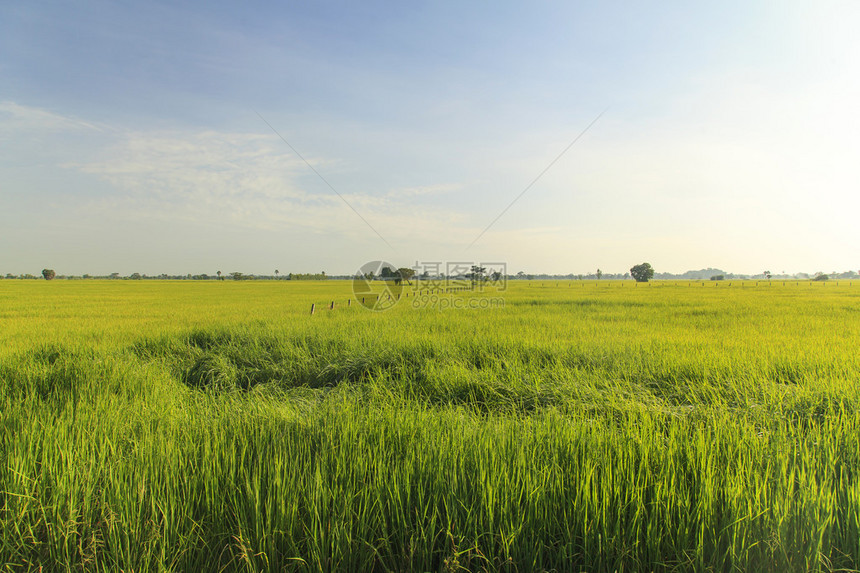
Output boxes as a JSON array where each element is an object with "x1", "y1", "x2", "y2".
[
  {"x1": 386, "y1": 183, "x2": 462, "y2": 198},
  {"x1": 60, "y1": 123, "x2": 479, "y2": 252},
  {"x1": 0, "y1": 101, "x2": 103, "y2": 133}
]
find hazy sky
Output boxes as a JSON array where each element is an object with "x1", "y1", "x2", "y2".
[{"x1": 2, "y1": 1, "x2": 858, "y2": 276}]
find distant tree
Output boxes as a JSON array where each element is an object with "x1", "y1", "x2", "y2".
[
  {"x1": 230, "y1": 272, "x2": 244, "y2": 281},
  {"x1": 275, "y1": 269, "x2": 279, "y2": 280},
  {"x1": 764, "y1": 270, "x2": 772, "y2": 280},
  {"x1": 812, "y1": 273, "x2": 829, "y2": 282},
  {"x1": 468, "y1": 265, "x2": 487, "y2": 284},
  {"x1": 130, "y1": 272, "x2": 142, "y2": 280},
  {"x1": 710, "y1": 275, "x2": 725, "y2": 281},
  {"x1": 630, "y1": 262, "x2": 654, "y2": 283},
  {"x1": 490, "y1": 271, "x2": 503, "y2": 282},
  {"x1": 217, "y1": 270, "x2": 222, "y2": 281},
  {"x1": 396, "y1": 267, "x2": 416, "y2": 285},
  {"x1": 596, "y1": 268, "x2": 603, "y2": 280},
  {"x1": 110, "y1": 272, "x2": 120, "y2": 279},
  {"x1": 42, "y1": 269, "x2": 56, "y2": 280},
  {"x1": 291, "y1": 272, "x2": 328, "y2": 280}
]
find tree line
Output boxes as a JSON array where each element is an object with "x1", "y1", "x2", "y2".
[
  {"x1": 3, "y1": 271, "x2": 334, "y2": 281},
  {"x1": 6, "y1": 265, "x2": 858, "y2": 282}
]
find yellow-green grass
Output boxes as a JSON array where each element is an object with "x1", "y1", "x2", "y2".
[{"x1": 1, "y1": 279, "x2": 859, "y2": 571}]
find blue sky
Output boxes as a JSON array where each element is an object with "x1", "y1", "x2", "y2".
[{"x1": 1, "y1": 1, "x2": 858, "y2": 275}]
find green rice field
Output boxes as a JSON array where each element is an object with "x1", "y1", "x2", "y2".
[{"x1": 1, "y1": 279, "x2": 859, "y2": 571}]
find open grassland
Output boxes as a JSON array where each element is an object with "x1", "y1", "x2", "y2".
[{"x1": 1, "y1": 279, "x2": 859, "y2": 572}]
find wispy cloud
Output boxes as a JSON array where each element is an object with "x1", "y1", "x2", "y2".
[
  {"x1": 0, "y1": 101, "x2": 103, "y2": 133},
  {"x1": 68, "y1": 130, "x2": 362, "y2": 232},
  {"x1": 387, "y1": 183, "x2": 462, "y2": 198},
  {"x1": 53, "y1": 119, "x2": 474, "y2": 248}
]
